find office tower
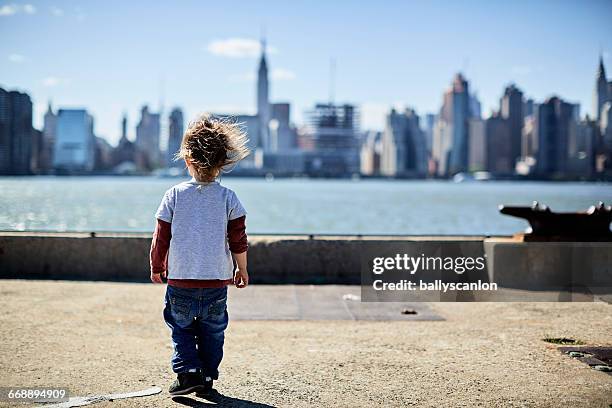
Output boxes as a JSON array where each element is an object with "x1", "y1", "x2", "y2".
[
  {"x1": 468, "y1": 118, "x2": 486, "y2": 171},
  {"x1": 593, "y1": 55, "x2": 610, "y2": 121},
  {"x1": 437, "y1": 73, "x2": 470, "y2": 175},
  {"x1": 601, "y1": 102, "x2": 612, "y2": 151},
  {"x1": 469, "y1": 93, "x2": 481, "y2": 119},
  {"x1": 524, "y1": 99, "x2": 535, "y2": 118},
  {"x1": 270, "y1": 102, "x2": 295, "y2": 151},
  {"x1": 257, "y1": 38, "x2": 270, "y2": 151},
  {"x1": 566, "y1": 118, "x2": 597, "y2": 177},
  {"x1": 485, "y1": 113, "x2": 512, "y2": 174},
  {"x1": 500, "y1": 84, "x2": 524, "y2": 167},
  {"x1": 534, "y1": 96, "x2": 576, "y2": 175},
  {"x1": 135, "y1": 105, "x2": 161, "y2": 168},
  {"x1": 522, "y1": 116, "x2": 537, "y2": 158},
  {"x1": 381, "y1": 108, "x2": 427, "y2": 177},
  {"x1": 304, "y1": 103, "x2": 359, "y2": 175},
  {"x1": 53, "y1": 109, "x2": 95, "y2": 172},
  {"x1": 360, "y1": 130, "x2": 382, "y2": 176},
  {"x1": 431, "y1": 119, "x2": 453, "y2": 176},
  {"x1": 0, "y1": 87, "x2": 34, "y2": 175},
  {"x1": 423, "y1": 113, "x2": 436, "y2": 154},
  {"x1": 167, "y1": 108, "x2": 184, "y2": 167},
  {"x1": 38, "y1": 102, "x2": 57, "y2": 173}
]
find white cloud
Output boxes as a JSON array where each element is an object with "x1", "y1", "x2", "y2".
[
  {"x1": 50, "y1": 6, "x2": 64, "y2": 16},
  {"x1": 0, "y1": 4, "x2": 18, "y2": 15},
  {"x1": 206, "y1": 38, "x2": 277, "y2": 58},
  {"x1": 271, "y1": 68, "x2": 296, "y2": 81},
  {"x1": 0, "y1": 4, "x2": 35, "y2": 16},
  {"x1": 8, "y1": 53, "x2": 25, "y2": 63}
]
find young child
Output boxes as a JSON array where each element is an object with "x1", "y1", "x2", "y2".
[{"x1": 149, "y1": 114, "x2": 250, "y2": 396}]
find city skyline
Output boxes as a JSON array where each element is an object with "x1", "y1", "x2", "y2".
[{"x1": 1, "y1": 0, "x2": 612, "y2": 146}]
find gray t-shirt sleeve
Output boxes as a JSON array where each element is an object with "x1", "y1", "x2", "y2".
[
  {"x1": 155, "y1": 189, "x2": 175, "y2": 223},
  {"x1": 228, "y1": 190, "x2": 247, "y2": 220}
]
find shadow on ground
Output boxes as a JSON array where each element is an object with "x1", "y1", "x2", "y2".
[{"x1": 172, "y1": 390, "x2": 276, "y2": 407}]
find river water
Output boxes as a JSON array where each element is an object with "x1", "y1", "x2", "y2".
[{"x1": 0, "y1": 176, "x2": 610, "y2": 235}]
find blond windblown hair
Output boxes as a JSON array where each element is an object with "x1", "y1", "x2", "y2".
[{"x1": 174, "y1": 114, "x2": 250, "y2": 181}]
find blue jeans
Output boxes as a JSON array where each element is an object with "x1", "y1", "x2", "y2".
[{"x1": 163, "y1": 285, "x2": 229, "y2": 379}]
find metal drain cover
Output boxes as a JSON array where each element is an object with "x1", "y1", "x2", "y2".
[{"x1": 559, "y1": 346, "x2": 612, "y2": 375}]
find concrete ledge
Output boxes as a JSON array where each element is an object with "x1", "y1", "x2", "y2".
[
  {"x1": 3, "y1": 232, "x2": 610, "y2": 291},
  {"x1": 484, "y1": 238, "x2": 612, "y2": 290},
  {"x1": 0, "y1": 232, "x2": 487, "y2": 284}
]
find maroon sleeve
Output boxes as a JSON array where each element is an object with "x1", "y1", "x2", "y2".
[
  {"x1": 227, "y1": 215, "x2": 248, "y2": 254},
  {"x1": 150, "y1": 219, "x2": 171, "y2": 274}
]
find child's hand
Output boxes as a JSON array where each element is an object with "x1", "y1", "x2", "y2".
[
  {"x1": 234, "y1": 269, "x2": 249, "y2": 288},
  {"x1": 150, "y1": 271, "x2": 166, "y2": 284}
]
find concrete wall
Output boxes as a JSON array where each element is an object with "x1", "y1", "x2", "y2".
[
  {"x1": 0, "y1": 232, "x2": 484, "y2": 284},
  {"x1": 2, "y1": 233, "x2": 609, "y2": 291}
]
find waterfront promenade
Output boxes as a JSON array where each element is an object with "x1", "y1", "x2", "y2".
[{"x1": 0, "y1": 279, "x2": 610, "y2": 407}]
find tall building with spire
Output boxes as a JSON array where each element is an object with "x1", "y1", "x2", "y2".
[
  {"x1": 593, "y1": 55, "x2": 610, "y2": 121},
  {"x1": 257, "y1": 37, "x2": 270, "y2": 151},
  {"x1": 121, "y1": 112, "x2": 127, "y2": 141},
  {"x1": 41, "y1": 101, "x2": 57, "y2": 172}
]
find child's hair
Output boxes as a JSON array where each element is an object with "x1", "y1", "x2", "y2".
[{"x1": 175, "y1": 113, "x2": 250, "y2": 181}]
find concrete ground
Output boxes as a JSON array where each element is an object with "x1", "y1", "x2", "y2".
[{"x1": 0, "y1": 280, "x2": 610, "y2": 408}]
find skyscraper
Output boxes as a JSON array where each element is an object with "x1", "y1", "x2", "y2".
[
  {"x1": 500, "y1": 84, "x2": 524, "y2": 166},
  {"x1": 270, "y1": 102, "x2": 295, "y2": 151},
  {"x1": 167, "y1": 108, "x2": 184, "y2": 167},
  {"x1": 304, "y1": 103, "x2": 360, "y2": 176},
  {"x1": 436, "y1": 73, "x2": 470, "y2": 175},
  {"x1": 381, "y1": 108, "x2": 427, "y2": 177},
  {"x1": 135, "y1": 105, "x2": 161, "y2": 168},
  {"x1": 40, "y1": 102, "x2": 57, "y2": 173},
  {"x1": 257, "y1": 37, "x2": 270, "y2": 151},
  {"x1": 593, "y1": 55, "x2": 610, "y2": 121},
  {"x1": 468, "y1": 118, "x2": 486, "y2": 172},
  {"x1": 534, "y1": 96, "x2": 577, "y2": 175},
  {"x1": 485, "y1": 113, "x2": 513, "y2": 175},
  {"x1": 360, "y1": 130, "x2": 382, "y2": 176},
  {"x1": 121, "y1": 112, "x2": 127, "y2": 141},
  {"x1": 423, "y1": 113, "x2": 436, "y2": 155},
  {"x1": 0, "y1": 87, "x2": 34, "y2": 175},
  {"x1": 53, "y1": 109, "x2": 95, "y2": 172}
]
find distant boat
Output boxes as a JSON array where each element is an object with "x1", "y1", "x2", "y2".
[
  {"x1": 474, "y1": 171, "x2": 492, "y2": 181},
  {"x1": 453, "y1": 172, "x2": 492, "y2": 182},
  {"x1": 452, "y1": 172, "x2": 474, "y2": 183}
]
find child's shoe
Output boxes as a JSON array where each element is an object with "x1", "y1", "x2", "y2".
[
  {"x1": 169, "y1": 371, "x2": 204, "y2": 395},
  {"x1": 196, "y1": 375, "x2": 214, "y2": 396}
]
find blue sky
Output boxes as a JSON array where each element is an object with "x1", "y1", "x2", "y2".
[{"x1": 1, "y1": 0, "x2": 611, "y2": 146}]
